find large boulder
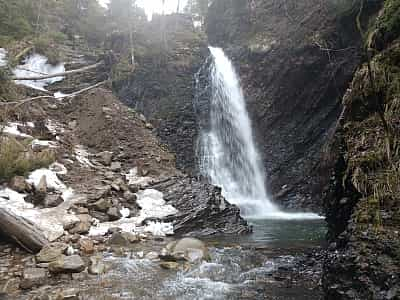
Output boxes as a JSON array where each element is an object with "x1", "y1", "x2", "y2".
[
  {"x1": 48, "y1": 255, "x2": 85, "y2": 273},
  {"x1": 36, "y1": 242, "x2": 68, "y2": 263},
  {"x1": 164, "y1": 238, "x2": 209, "y2": 263}
]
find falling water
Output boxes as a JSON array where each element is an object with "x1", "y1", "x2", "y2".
[
  {"x1": 196, "y1": 47, "x2": 278, "y2": 216},
  {"x1": 196, "y1": 47, "x2": 323, "y2": 220}
]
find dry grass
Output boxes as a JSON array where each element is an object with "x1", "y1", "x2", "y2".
[{"x1": 0, "y1": 136, "x2": 55, "y2": 182}]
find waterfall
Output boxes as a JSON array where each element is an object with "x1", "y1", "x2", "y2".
[
  {"x1": 196, "y1": 47, "x2": 278, "y2": 216},
  {"x1": 195, "y1": 47, "x2": 323, "y2": 220}
]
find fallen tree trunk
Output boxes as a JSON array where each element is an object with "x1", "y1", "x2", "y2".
[
  {"x1": 0, "y1": 208, "x2": 48, "y2": 253},
  {"x1": 12, "y1": 61, "x2": 103, "y2": 81}
]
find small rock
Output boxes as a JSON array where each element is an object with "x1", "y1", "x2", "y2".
[
  {"x1": 20, "y1": 268, "x2": 47, "y2": 289},
  {"x1": 48, "y1": 255, "x2": 85, "y2": 273},
  {"x1": 9, "y1": 176, "x2": 32, "y2": 193},
  {"x1": 107, "y1": 207, "x2": 122, "y2": 221},
  {"x1": 108, "y1": 232, "x2": 128, "y2": 246},
  {"x1": 110, "y1": 162, "x2": 122, "y2": 172},
  {"x1": 55, "y1": 288, "x2": 80, "y2": 300},
  {"x1": 43, "y1": 194, "x2": 63, "y2": 208},
  {"x1": 88, "y1": 256, "x2": 106, "y2": 275},
  {"x1": 36, "y1": 242, "x2": 68, "y2": 263},
  {"x1": 159, "y1": 261, "x2": 179, "y2": 270},
  {"x1": 91, "y1": 198, "x2": 111, "y2": 212},
  {"x1": 79, "y1": 239, "x2": 94, "y2": 255},
  {"x1": 166, "y1": 238, "x2": 209, "y2": 263},
  {"x1": 36, "y1": 175, "x2": 48, "y2": 194},
  {"x1": 145, "y1": 252, "x2": 159, "y2": 260},
  {"x1": 123, "y1": 191, "x2": 137, "y2": 203},
  {"x1": 90, "y1": 211, "x2": 109, "y2": 222},
  {"x1": 97, "y1": 151, "x2": 113, "y2": 166},
  {"x1": 145, "y1": 123, "x2": 153, "y2": 129},
  {"x1": 69, "y1": 221, "x2": 90, "y2": 235}
]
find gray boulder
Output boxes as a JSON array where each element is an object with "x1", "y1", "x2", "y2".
[{"x1": 48, "y1": 255, "x2": 85, "y2": 273}]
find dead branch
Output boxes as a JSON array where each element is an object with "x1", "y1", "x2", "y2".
[{"x1": 0, "y1": 80, "x2": 108, "y2": 108}]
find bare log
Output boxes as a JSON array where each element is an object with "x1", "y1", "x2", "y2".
[
  {"x1": 12, "y1": 62, "x2": 103, "y2": 81},
  {"x1": 0, "y1": 208, "x2": 48, "y2": 253}
]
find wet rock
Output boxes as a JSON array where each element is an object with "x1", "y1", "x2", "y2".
[
  {"x1": 1, "y1": 278, "x2": 20, "y2": 294},
  {"x1": 110, "y1": 162, "x2": 121, "y2": 172},
  {"x1": 43, "y1": 194, "x2": 63, "y2": 208},
  {"x1": 89, "y1": 186, "x2": 110, "y2": 201},
  {"x1": 48, "y1": 255, "x2": 85, "y2": 273},
  {"x1": 96, "y1": 151, "x2": 113, "y2": 166},
  {"x1": 159, "y1": 261, "x2": 179, "y2": 270},
  {"x1": 89, "y1": 211, "x2": 109, "y2": 222},
  {"x1": 78, "y1": 239, "x2": 94, "y2": 255},
  {"x1": 55, "y1": 288, "x2": 80, "y2": 300},
  {"x1": 91, "y1": 198, "x2": 111, "y2": 212},
  {"x1": 88, "y1": 256, "x2": 106, "y2": 275},
  {"x1": 20, "y1": 268, "x2": 47, "y2": 289},
  {"x1": 36, "y1": 242, "x2": 68, "y2": 263},
  {"x1": 37, "y1": 175, "x2": 47, "y2": 194},
  {"x1": 68, "y1": 221, "x2": 90, "y2": 235},
  {"x1": 107, "y1": 207, "x2": 122, "y2": 221},
  {"x1": 123, "y1": 191, "x2": 137, "y2": 203},
  {"x1": 150, "y1": 177, "x2": 250, "y2": 236},
  {"x1": 107, "y1": 232, "x2": 128, "y2": 246},
  {"x1": 165, "y1": 238, "x2": 209, "y2": 263},
  {"x1": 9, "y1": 176, "x2": 32, "y2": 193},
  {"x1": 145, "y1": 252, "x2": 159, "y2": 260}
]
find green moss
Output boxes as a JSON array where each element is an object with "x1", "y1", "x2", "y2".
[{"x1": 376, "y1": 0, "x2": 400, "y2": 38}]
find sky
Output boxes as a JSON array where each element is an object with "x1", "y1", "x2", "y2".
[{"x1": 98, "y1": 0, "x2": 188, "y2": 20}]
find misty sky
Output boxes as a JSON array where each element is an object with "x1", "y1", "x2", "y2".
[{"x1": 98, "y1": 0, "x2": 189, "y2": 20}]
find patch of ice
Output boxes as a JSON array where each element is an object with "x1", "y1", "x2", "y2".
[
  {"x1": 74, "y1": 145, "x2": 95, "y2": 168},
  {"x1": 125, "y1": 167, "x2": 153, "y2": 187},
  {"x1": 0, "y1": 48, "x2": 7, "y2": 67},
  {"x1": 13, "y1": 54, "x2": 65, "y2": 91},
  {"x1": 31, "y1": 139, "x2": 59, "y2": 149},
  {"x1": 1, "y1": 122, "x2": 33, "y2": 138}
]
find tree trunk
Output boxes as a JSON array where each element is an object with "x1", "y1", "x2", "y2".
[{"x1": 0, "y1": 208, "x2": 48, "y2": 253}]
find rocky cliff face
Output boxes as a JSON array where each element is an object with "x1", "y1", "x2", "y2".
[
  {"x1": 323, "y1": 1, "x2": 400, "y2": 298},
  {"x1": 114, "y1": 14, "x2": 207, "y2": 173},
  {"x1": 206, "y1": 0, "x2": 381, "y2": 211}
]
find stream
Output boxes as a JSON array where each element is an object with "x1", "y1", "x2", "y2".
[{"x1": 65, "y1": 219, "x2": 326, "y2": 300}]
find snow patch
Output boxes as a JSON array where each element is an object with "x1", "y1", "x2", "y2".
[
  {"x1": 89, "y1": 189, "x2": 178, "y2": 237},
  {"x1": 125, "y1": 167, "x2": 153, "y2": 187},
  {"x1": 0, "y1": 186, "x2": 79, "y2": 241},
  {"x1": 142, "y1": 221, "x2": 174, "y2": 236},
  {"x1": 1, "y1": 122, "x2": 33, "y2": 138},
  {"x1": 45, "y1": 119, "x2": 64, "y2": 136},
  {"x1": 13, "y1": 54, "x2": 65, "y2": 91},
  {"x1": 74, "y1": 145, "x2": 95, "y2": 168},
  {"x1": 31, "y1": 139, "x2": 59, "y2": 149},
  {"x1": 136, "y1": 189, "x2": 178, "y2": 222},
  {"x1": 0, "y1": 48, "x2": 7, "y2": 67},
  {"x1": 27, "y1": 163, "x2": 72, "y2": 201}
]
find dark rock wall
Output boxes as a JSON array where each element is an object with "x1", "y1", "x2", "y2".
[
  {"x1": 322, "y1": 1, "x2": 400, "y2": 298},
  {"x1": 206, "y1": 0, "x2": 368, "y2": 211},
  {"x1": 114, "y1": 14, "x2": 208, "y2": 173}
]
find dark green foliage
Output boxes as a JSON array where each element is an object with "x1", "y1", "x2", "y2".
[{"x1": 0, "y1": 0, "x2": 36, "y2": 41}]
